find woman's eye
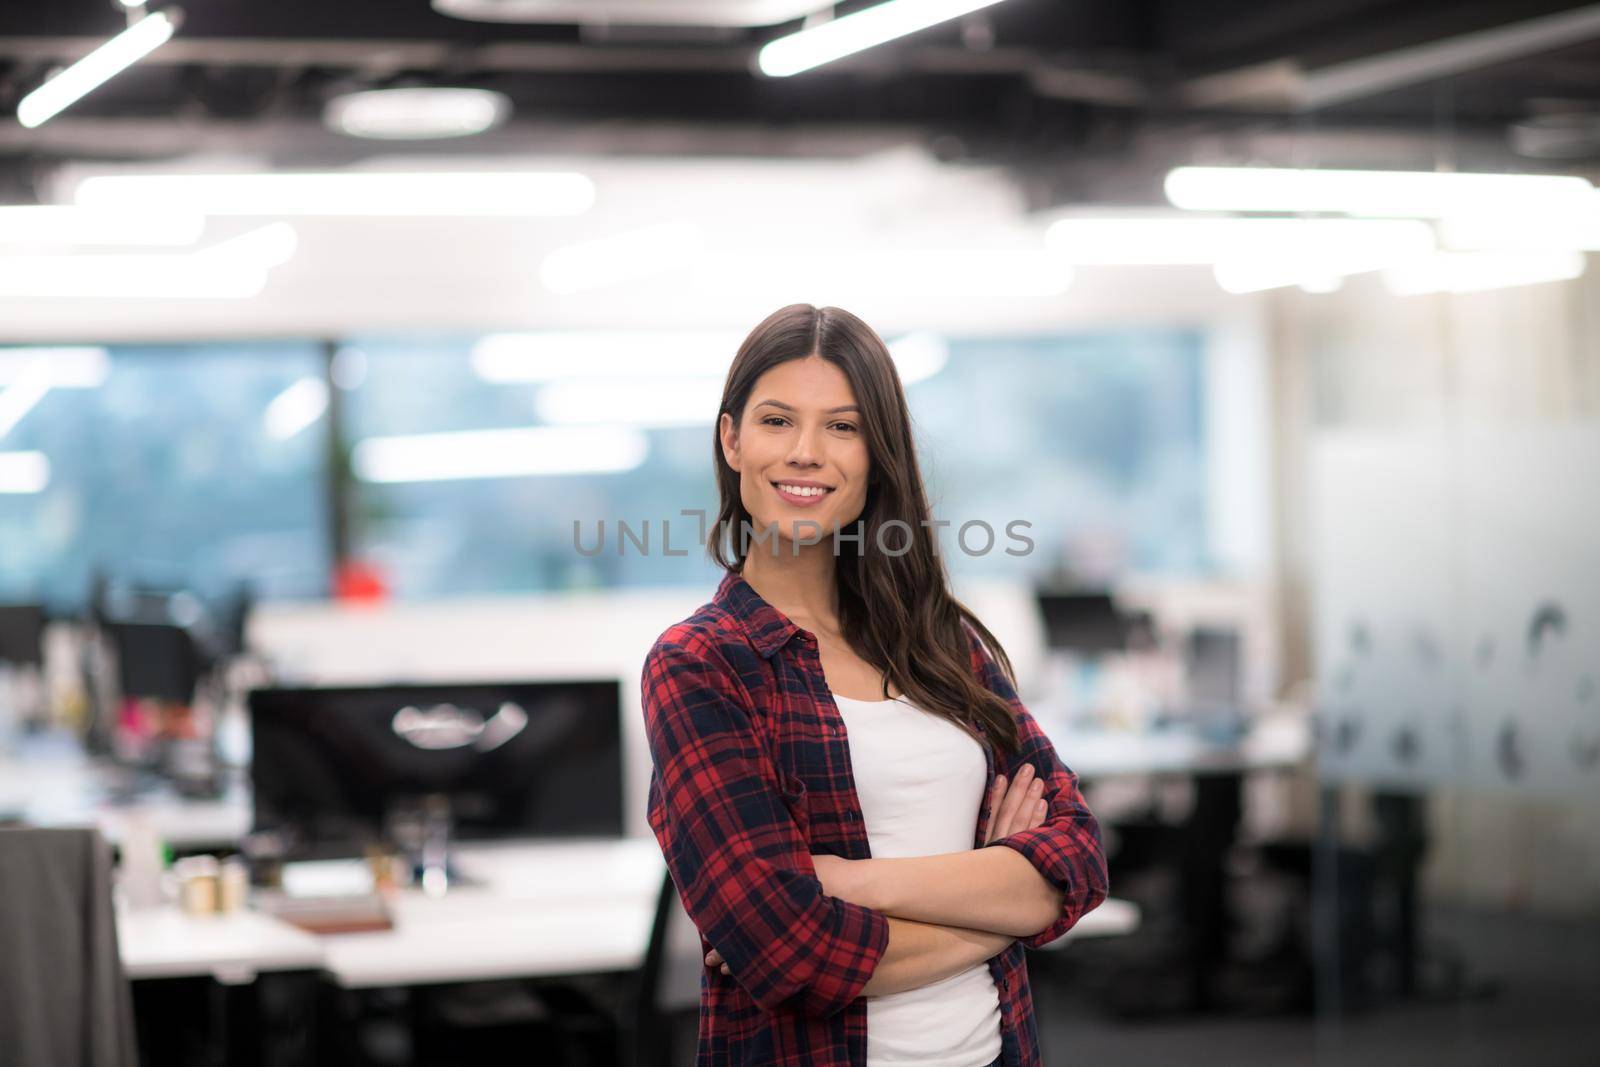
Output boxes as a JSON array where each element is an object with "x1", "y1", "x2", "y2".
[{"x1": 758, "y1": 416, "x2": 855, "y2": 431}]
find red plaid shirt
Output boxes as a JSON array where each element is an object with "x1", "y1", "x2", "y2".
[{"x1": 642, "y1": 569, "x2": 1108, "y2": 1067}]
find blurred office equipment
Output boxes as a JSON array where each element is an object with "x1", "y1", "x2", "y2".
[
  {"x1": 79, "y1": 578, "x2": 259, "y2": 797},
  {"x1": 107, "y1": 621, "x2": 203, "y2": 707},
  {"x1": 626, "y1": 871, "x2": 708, "y2": 1067},
  {"x1": 1035, "y1": 589, "x2": 1132, "y2": 729},
  {"x1": 0, "y1": 603, "x2": 45, "y2": 667},
  {"x1": 0, "y1": 827, "x2": 138, "y2": 1067},
  {"x1": 0, "y1": 604, "x2": 48, "y2": 741},
  {"x1": 1184, "y1": 625, "x2": 1246, "y2": 740},
  {"x1": 1036, "y1": 590, "x2": 1128, "y2": 653},
  {"x1": 249, "y1": 681, "x2": 625, "y2": 874}
]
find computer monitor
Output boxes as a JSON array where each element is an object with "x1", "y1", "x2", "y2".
[
  {"x1": 106, "y1": 621, "x2": 201, "y2": 704},
  {"x1": 249, "y1": 680, "x2": 625, "y2": 860},
  {"x1": 1035, "y1": 591, "x2": 1127, "y2": 654},
  {"x1": 0, "y1": 605, "x2": 44, "y2": 667},
  {"x1": 1185, "y1": 626, "x2": 1242, "y2": 710}
]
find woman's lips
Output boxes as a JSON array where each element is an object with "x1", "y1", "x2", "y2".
[{"x1": 773, "y1": 483, "x2": 834, "y2": 507}]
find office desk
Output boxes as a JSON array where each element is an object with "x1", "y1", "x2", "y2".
[
  {"x1": 1043, "y1": 712, "x2": 1312, "y2": 779},
  {"x1": 0, "y1": 740, "x2": 251, "y2": 851},
  {"x1": 1040, "y1": 711, "x2": 1312, "y2": 1012},
  {"x1": 120, "y1": 838, "x2": 1138, "y2": 987},
  {"x1": 119, "y1": 906, "x2": 324, "y2": 982}
]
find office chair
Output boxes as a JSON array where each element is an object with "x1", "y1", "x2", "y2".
[
  {"x1": 625, "y1": 869, "x2": 706, "y2": 1067},
  {"x1": 0, "y1": 827, "x2": 139, "y2": 1067}
]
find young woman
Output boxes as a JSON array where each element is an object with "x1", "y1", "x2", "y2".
[{"x1": 641, "y1": 304, "x2": 1108, "y2": 1067}]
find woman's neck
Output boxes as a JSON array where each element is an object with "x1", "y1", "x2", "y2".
[{"x1": 739, "y1": 546, "x2": 839, "y2": 635}]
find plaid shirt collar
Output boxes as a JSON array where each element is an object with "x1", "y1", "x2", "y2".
[{"x1": 713, "y1": 568, "x2": 807, "y2": 660}]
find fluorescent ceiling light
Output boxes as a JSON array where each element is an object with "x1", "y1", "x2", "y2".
[
  {"x1": 534, "y1": 336, "x2": 945, "y2": 427},
  {"x1": 1164, "y1": 165, "x2": 1595, "y2": 218},
  {"x1": 1381, "y1": 250, "x2": 1586, "y2": 295},
  {"x1": 0, "y1": 222, "x2": 297, "y2": 299},
  {"x1": 473, "y1": 332, "x2": 740, "y2": 383},
  {"x1": 1046, "y1": 217, "x2": 1432, "y2": 264},
  {"x1": 0, "y1": 362, "x2": 52, "y2": 441},
  {"x1": 0, "y1": 348, "x2": 112, "y2": 442},
  {"x1": 536, "y1": 379, "x2": 723, "y2": 427},
  {"x1": 324, "y1": 87, "x2": 511, "y2": 140},
  {"x1": 1438, "y1": 209, "x2": 1600, "y2": 251},
  {"x1": 352, "y1": 426, "x2": 649, "y2": 483},
  {"x1": 263, "y1": 377, "x2": 330, "y2": 441},
  {"x1": 0, "y1": 206, "x2": 205, "y2": 248},
  {"x1": 539, "y1": 221, "x2": 706, "y2": 295},
  {"x1": 74, "y1": 170, "x2": 595, "y2": 217},
  {"x1": 759, "y1": 0, "x2": 1009, "y2": 77},
  {"x1": 1211, "y1": 222, "x2": 1434, "y2": 293},
  {"x1": 886, "y1": 331, "x2": 948, "y2": 384},
  {"x1": 0, "y1": 347, "x2": 111, "y2": 388},
  {"x1": 16, "y1": 10, "x2": 178, "y2": 129},
  {"x1": 0, "y1": 452, "x2": 49, "y2": 494},
  {"x1": 473, "y1": 329, "x2": 951, "y2": 389},
  {"x1": 690, "y1": 248, "x2": 1072, "y2": 302},
  {"x1": 433, "y1": 0, "x2": 834, "y2": 26}
]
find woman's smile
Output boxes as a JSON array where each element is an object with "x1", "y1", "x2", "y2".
[{"x1": 772, "y1": 480, "x2": 836, "y2": 507}]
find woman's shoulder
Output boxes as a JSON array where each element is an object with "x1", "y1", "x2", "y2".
[{"x1": 644, "y1": 595, "x2": 760, "y2": 675}]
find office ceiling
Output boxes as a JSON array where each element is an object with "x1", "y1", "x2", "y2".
[{"x1": 1, "y1": 0, "x2": 1599, "y2": 208}]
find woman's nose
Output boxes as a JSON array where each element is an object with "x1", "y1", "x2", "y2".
[{"x1": 787, "y1": 423, "x2": 823, "y2": 465}]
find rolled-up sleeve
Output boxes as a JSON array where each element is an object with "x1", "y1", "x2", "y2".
[
  {"x1": 965, "y1": 625, "x2": 1109, "y2": 948},
  {"x1": 642, "y1": 638, "x2": 889, "y2": 1016}
]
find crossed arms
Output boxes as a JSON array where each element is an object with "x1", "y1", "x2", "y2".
[{"x1": 642, "y1": 633, "x2": 1108, "y2": 1015}]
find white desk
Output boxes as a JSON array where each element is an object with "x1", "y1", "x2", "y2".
[
  {"x1": 1046, "y1": 712, "x2": 1312, "y2": 779},
  {"x1": 1065, "y1": 897, "x2": 1140, "y2": 940},
  {"x1": 0, "y1": 741, "x2": 251, "y2": 851},
  {"x1": 118, "y1": 906, "x2": 324, "y2": 983},
  {"x1": 117, "y1": 838, "x2": 1138, "y2": 988},
  {"x1": 318, "y1": 838, "x2": 665, "y2": 988}
]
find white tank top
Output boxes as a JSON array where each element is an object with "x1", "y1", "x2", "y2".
[{"x1": 831, "y1": 691, "x2": 1003, "y2": 1067}]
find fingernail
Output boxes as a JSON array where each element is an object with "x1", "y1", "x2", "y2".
[{"x1": 1031, "y1": 779, "x2": 1043, "y2": 792}]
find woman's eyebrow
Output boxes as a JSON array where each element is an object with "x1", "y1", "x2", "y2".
[{"x1": 754, "y1": 400, "x2": 861, "y2": 414}]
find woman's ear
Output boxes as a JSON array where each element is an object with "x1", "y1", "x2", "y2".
[{"x1": 718, "y1": 411, "x2": 741, "y2": 472}]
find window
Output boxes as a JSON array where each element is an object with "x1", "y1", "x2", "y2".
[
  {"x1": 341, "y1": 329, "x2": 1208, "y2": 598},
  {"x1": 0, "y1": 342, "x2": 331, "y2": 611}
]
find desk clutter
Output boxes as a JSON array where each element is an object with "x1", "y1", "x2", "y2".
[{"x1": 255, "y1": 891, "x2": 396, "y2": 935}]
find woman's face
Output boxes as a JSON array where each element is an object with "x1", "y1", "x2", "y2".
[{"x1": 719, "y1": 355, "x2": 872, "y2": 547}]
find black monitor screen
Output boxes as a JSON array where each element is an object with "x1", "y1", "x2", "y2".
[
  {"x1": 249, "y1": 680, "x2": 624, "y2": 858},
  {"x1": 108, "y1": 622, "x2": 199, "y2": 703},
  {"x1": 1035, "y1": 592, "x2": 1127, "y2": 654},
  {"x1": 0, "y1": 605, "x2": 45, "y2": 667}
]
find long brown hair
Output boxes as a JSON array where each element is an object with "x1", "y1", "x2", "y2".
[{"x1": 709, "y1": 303, "x2": 1022, "y2": 757}]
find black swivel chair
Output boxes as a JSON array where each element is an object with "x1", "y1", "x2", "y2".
[{"x1": 625, "y1": 869, "x2": 706, "y2": 1067}]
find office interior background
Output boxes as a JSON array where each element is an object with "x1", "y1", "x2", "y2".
[{"x1": 0, "y1": 1, "x2": 1597, "y2": 1064}]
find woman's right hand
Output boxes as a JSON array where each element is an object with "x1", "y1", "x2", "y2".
[{"x1": 982, "y1": 762, "x2": 1048, "y2": 844}]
